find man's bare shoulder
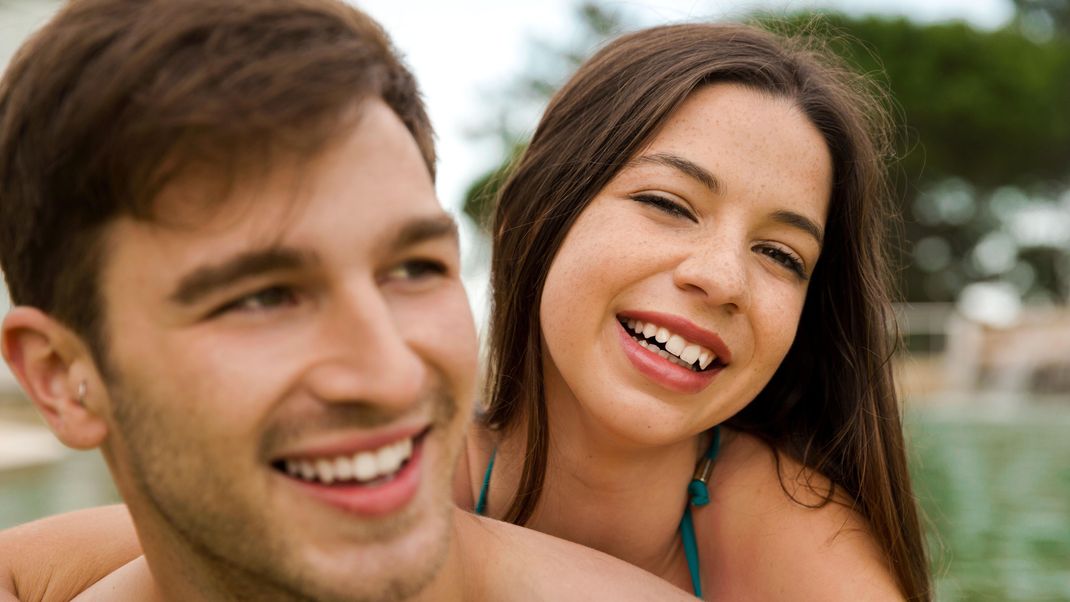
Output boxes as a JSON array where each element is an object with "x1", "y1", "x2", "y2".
[
  {"x1": 699, "y1": 430, "x2": 903, "y2": 601},
  {"x1": 454, "y1": 510, "x2": 695, "y2": 601},
  {"x1": 0, "y1": 505, "x2": 141, "y2": 602}
]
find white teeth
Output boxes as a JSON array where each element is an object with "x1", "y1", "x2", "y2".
[
  {"x1": 334, "y1": 456, "x2": 354, "y2": 480},
  {"x1": 665, "y1": 334, "x2": 686, "y2": 356},
  {"x1": 285, "y1": 436, "x2": 416, "y2": 485},
  {"x1": 680, "y1": 344, "x2": 701, "y2": 365},
  {"x1": 315, "y1": 458, "x2": 336, "y2": 484},
  {"x1": 624, "y1": 318, "x2": 718, "y2": 371},
  {"x1": 699, "y1": 352, "x2": 713, "y2": 370},
  {"x1": 353, "y1": 451, "x2": 378, "y2": 481},
  {"x1": 376, "y1": 445, "x2": 402, "y2": 475}
]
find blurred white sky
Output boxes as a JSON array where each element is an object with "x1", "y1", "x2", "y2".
[{"x1": 0, "y1": 0, "x2": 1015, "y2": 379}]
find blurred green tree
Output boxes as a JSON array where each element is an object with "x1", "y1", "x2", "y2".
[{"x1": 770, "y1": 13, "x2": 1070, "y2": 302}]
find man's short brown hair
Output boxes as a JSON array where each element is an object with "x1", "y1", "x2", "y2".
[{"x1": 0, "y1": 0, "x2": 433, "y2": 358}]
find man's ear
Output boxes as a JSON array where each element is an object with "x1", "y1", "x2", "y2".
[{"x1": 1, "y1": 306, "x2": 108, "y2": 449}]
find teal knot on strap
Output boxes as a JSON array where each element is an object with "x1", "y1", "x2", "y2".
[
  {"x1": 688, "y1": 426, "x2": 721, "y2": 508},
  {"x1": 688, "y1": 478, "x2": 710, "y2": 506}
]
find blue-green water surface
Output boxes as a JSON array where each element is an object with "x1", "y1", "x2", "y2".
[{"x1": 909, "y1": 401, "x2": 1070, "y2": 601}]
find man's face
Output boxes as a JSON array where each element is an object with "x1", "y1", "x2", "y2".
[{"x1": 94, "y1": 100, "x2": 477, "y2": 602}]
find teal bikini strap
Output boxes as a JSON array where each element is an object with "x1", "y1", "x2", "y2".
[
  {"x1": 680, "y1": 505, "x2": 703, "y2": 598},
  {"x1": 679, "y1": 425, "x2": 722, "y2": 599},
  {"x1": 475, "y1": 448, "x2": 496, "y2": 515}
]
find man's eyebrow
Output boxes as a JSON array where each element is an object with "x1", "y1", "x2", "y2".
[
  {"x1": 629, "y1": 152, "x2": 722, "y2": 195},
  {"x1": 169, "y1": 248, "x2": 316, "y2": 305},
  {"x1": 771, "y1": 209, "x2": 824, "y2": 247},
  {"x1": 384, "y1": 213, "x2": 459, "y2": 253}
]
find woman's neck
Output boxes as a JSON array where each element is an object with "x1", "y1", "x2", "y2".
[{"x1": 487, "y1": 392, "x2": 705, "y2": 590}]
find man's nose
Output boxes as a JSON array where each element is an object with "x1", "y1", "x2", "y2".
[
  {"x1": 671, "y1": 234, "x2": 750, "y2": 313},
  {"x1": 303, "y1": 284, "x2": 426, "y2": 411}
]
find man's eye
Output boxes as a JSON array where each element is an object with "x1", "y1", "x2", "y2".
[
  {"x1": 218, "y1": 286, "x2": 298, "y2": 314},
  {"x1": 630, "y1": 193, "x2": 698, "y2": 223},
  {"x1": 384, "y1": 259, "x2": 448, "y2": 282}
]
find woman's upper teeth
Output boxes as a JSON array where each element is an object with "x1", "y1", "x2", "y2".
[
  {"x1": 626, "y1": 319, "x2": 716, "y2": 370},
  {"x1": 283, "y1": 437, "x2": 414, "y2": 485}
]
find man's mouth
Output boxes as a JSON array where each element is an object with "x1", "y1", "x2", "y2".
[
  {"x1": 619, "y1": 318, "x2": 725, "y2": 372},
  {"x1": 272, "y1": 430, "x2": 427, "y2": 487}
]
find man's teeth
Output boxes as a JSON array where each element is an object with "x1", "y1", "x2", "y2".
[
  {"x1": 625, "y1": 319, "x2": 716, "y2": 371},
  {"x1": 284, "y1": 437, "x2": 414, "y2": 485}
]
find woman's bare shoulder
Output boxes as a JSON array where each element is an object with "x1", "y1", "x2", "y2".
[
  {"x1": 0, "y1": 504, "x2": 142, "y2": 601},
  {"x1": 698, "y1": 430, "x2": 903, "y2": 600},
  {"x1": 455, "y1": 510, "x2": 696, "y2": 601}
]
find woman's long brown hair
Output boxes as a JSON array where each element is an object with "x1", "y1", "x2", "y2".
[{"x1": 483, "y1": 22, "x2": 930, "y2": 600}]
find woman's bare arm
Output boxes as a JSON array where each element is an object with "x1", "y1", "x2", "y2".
[{"x1": 0, "y1": 505, "x2": 141, "y2": 602}]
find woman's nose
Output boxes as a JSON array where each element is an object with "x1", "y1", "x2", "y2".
[{"x1": 671, "y1": 236, "x2": 750, "y2": 313}]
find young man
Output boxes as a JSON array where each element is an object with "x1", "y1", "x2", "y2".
[{"x1": 0, "y1": 1, "x2": 692, "y2": 600}]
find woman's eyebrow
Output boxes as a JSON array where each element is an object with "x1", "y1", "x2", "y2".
[
  {"x1": 628, "y1": 152, "x2": 722, "y2": 195},
  {"x1": 771, "y1": 209, "x2": 824, "y2": 247}
]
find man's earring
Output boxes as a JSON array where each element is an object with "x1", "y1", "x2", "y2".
[{"x1": 77, "y1": 381, "x2": 87, "y2": 407}]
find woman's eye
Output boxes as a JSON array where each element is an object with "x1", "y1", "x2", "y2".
[
  {"x1": 217, "y1": 286, "x2": 298, "y2": 315},
  {"x1": 384, "y1": 259, "x2": 449, "y2": 282},
  {"x1": 631, "y1": 194, "x2": 698, "y2": 223},
  {"x1": 756, "y1": 245, "x2": 808, "y2": 280}
]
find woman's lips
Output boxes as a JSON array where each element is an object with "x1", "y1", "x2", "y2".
[{"x1": 617, "y1": 321, "x2": 723, "y2": 395}]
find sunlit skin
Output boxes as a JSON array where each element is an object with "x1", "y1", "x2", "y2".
[
  {"x1": 78, "y1": 100, "x2": 477, "y2": 601},
  {"x1": 465, "y1": 83, "x2": 900, "y2": 598}
]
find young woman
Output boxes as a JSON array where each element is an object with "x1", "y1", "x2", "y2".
[
  {"x1": 1, "y1": 22, "x2": 929, "y2": 601},
  {"x1": 456, "y1": 22, "x2": 929, "y2": 599}
]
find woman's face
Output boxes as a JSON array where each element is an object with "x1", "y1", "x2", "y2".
[{"x1": 539, "y1": 83, "x2": 832, "y2": 447}]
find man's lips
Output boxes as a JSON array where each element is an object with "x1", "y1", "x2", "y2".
[
  {"x1": 272, "y1": 426, "x2": 429, "y2": 485},
  {"x1": 272, "y1": 428, "x2": 432, "y2": 517}
]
